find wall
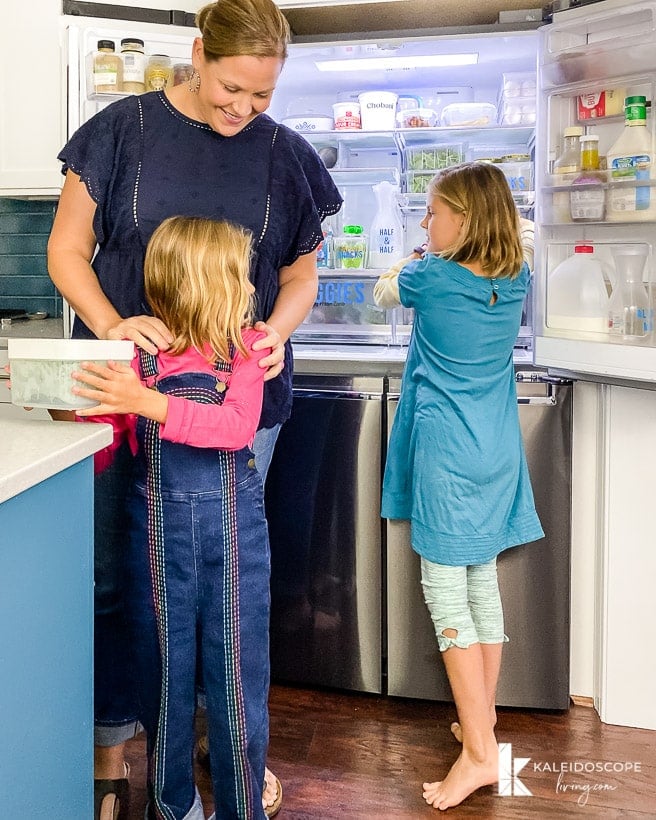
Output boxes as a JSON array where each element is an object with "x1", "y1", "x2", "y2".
[{"x1": 0, "y1": 199, "x2": 60, "y2": 317}]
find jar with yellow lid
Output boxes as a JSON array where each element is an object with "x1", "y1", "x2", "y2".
[{"x1": 145, "y1": 55, "x2": 172, "y2": 92}]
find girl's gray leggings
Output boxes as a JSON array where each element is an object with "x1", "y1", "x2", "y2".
[{"x1": 420, "y1": 557, "x2": 508, "y2": 652}]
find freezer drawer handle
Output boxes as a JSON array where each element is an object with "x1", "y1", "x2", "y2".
[{"x1": 293, "y1": 389, "x2": 383, "y2": 400}]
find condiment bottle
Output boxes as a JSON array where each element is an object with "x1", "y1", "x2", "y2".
[
  {"x1": 570, "y1": 134, "x2": 606, "y2": 222},
  {"x1": 553, "y1": 126, "x2": 582, "y2": 222},
  {"x1": 120, "y1": 38, "x2": 146, "y2": 94},
  {"x1": 335, "y1": 226, "x2": 368, "y2": 269},
  {"x1": 607, "y1": 95, "x2": 654, "y2": 222},
  {"x1": 93, "y1": 40, "x2": 123, "y2": 94},
  {"x1": 369, "y1": 181, "x2": 404, "y2": 268},
  {"x1": 145, "y1": 55, "x2": 172, "y2": 92}
]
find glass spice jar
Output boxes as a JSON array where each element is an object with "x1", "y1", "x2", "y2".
[
  {"x1": 120, "y1": 38, "x2": 146, "y2": 94},
  {"x1": 93, "y1": 40, "x2": 123, "y2": 94},
  {"x1": 145, "y1": 55, "x2": 172, "y2": 92}
]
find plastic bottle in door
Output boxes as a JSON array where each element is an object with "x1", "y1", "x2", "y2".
[
  {"x1": 607, "y1": 96, "x2": 654, "y2": 221},
  {"x1": 608, "y1": 245, "x2": 653, "y2": 339},
  {"x1": 570, "y1": 134, "x2": 606, "y2": 222},
  {"x1": 553, "y1": 126, "x2": 582, "y2": 222},
  {"x1": 547, "y1": 244, "x2": 609, "y2": 333},
  {"x1": 368, "y1": 181, "x2": 404, "y2": 268}
]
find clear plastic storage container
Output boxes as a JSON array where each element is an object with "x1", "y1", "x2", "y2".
[
  {"x1": 8, "y1": 339, "x2": 134, "y2": 410},
  {"x1": 441, "y1": 102, "x2": 497, "y2": 126}
]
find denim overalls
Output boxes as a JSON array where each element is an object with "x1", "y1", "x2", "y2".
[{"x1": 126, "y1": 349, "x2": 270, "y2": 820}]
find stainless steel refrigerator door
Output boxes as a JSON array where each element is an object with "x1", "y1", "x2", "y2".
[
  {"x1": 386, "y1": 377, "x2": 572, "y2": 709},
  {"x1": 265, "y1": 376, "x2": 383, "y2": 694}
]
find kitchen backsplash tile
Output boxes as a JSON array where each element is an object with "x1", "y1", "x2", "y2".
[{"x1": 0, "y1": 199, "x2": 60, "y2": 317}]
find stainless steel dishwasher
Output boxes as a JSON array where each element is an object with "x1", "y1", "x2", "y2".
[
  {"x1": 385, "y1": 372, "x2": 573, "y2": 709},
  {"x1": 265, "y1": 375, "x2": 384, "y2": 694}
]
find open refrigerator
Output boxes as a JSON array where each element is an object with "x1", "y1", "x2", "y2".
[{"x1": 535, "y1": 0, "x2": 656, "y2": 383}]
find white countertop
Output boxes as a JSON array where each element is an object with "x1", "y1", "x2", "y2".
[
  {"x1": 0, "y1": 318, "x2": 65, "y2": 348},
  {"x1": 0, "y1": 419, "x2": 112, "y2": 505}
]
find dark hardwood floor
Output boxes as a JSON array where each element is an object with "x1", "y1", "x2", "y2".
[{"x1": 124, "y1": 683, "x2": 656, "y2": 818}]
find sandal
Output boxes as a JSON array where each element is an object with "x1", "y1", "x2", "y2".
[
  {"x1": 94, "y1": 763, "x2": 130, "y2": 820},
  {"x1": 197, "y1": 737, "x2": 282, "y2": 818},
  {"x1": 264, "y1": 772, "x2": 283, "y2": 819}
]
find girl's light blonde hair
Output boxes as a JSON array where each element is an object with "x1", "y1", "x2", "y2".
[
  {"x1": 427, "y1": 162, "x2": 524, "y2": 279},
  {"x1": 197, "y1": 0, "x2": 289, "y2": 61},
  {"x1": 144, "y1": 216, "x2": 254, "y2": 363}
]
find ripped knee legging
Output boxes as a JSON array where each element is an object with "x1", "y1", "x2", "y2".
[{"x1": 420, "y1": 557, "x2": 509, "y2": 652}]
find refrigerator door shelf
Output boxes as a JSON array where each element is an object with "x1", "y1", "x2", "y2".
[
  {"x1": 535, "y1": 335, "x2": 656, "y2": 383},
  {"x1": 541, "y1": 0, "x2": 656, "y2": 88}
]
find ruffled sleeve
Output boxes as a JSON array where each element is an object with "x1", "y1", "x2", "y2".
[
  {"x1": 57, "y1": 96, "x2": 141, "y2": 246},
  {"x1": 271, "y1": 126, "x2": 343, "y2": 267}
]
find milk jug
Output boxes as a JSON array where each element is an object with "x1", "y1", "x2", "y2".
[
  {"x1": 369, "y1": 181, "x2": 404, "y2": 268},
  {"x1": 547, "y1": 244, "x2": 609, "y2": 333}
]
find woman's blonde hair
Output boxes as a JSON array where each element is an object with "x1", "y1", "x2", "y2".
[
  {"x1": 196, "y1": 0, "x2": 289, "y2": 61},
  {"x1": 144, "y1": 216, "x2": 254, "y2": 363},
  {"x1": 427, "y1": 162, "x2": 524, "y2": 279}
]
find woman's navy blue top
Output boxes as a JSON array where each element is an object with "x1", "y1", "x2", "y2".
[{"x1": 58, "y1": 91, "x2": 343, "y2": 428}]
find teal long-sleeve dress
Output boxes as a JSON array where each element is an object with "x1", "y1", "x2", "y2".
[{"x1": 381, "y1": 255, "x2": 544, "y2": 566}]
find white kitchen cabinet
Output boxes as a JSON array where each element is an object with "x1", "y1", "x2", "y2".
[{"x1": 0, "y1": 0, "x2": 66, "y2": 196}]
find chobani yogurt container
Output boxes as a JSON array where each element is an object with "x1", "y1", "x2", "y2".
[
  {"x1": 332, "y1": 101, "x2": 361, "y2": 130},
  {"x1": 358, "y1": 91, "x2": 398, "y2": 131}
]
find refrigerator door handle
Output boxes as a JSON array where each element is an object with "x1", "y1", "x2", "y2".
[{"x1": 293, "y1": 389, "x2": 383, "y2": 400}]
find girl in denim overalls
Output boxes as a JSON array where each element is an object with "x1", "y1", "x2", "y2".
[{"x1": 75, "y1": 216, "x2": 272, "y2": 820}]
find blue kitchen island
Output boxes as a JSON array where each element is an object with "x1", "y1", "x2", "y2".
[{"x1": 0, "y1": 418, "x2": 111, "y2": 819}]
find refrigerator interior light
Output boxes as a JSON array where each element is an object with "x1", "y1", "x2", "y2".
[{"x1": 315, "y1": 53, "x2": 479, "y2": 72}]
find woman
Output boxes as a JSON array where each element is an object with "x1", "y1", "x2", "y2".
[{"x1": 47, "y1": 1, "x2": 342, "y2": 817}]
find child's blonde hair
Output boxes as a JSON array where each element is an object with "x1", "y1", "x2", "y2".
[
  {"x1": 144, "y1": 216, "x2": 254, "y2": 362},
  {"x1": 427, "y1": 162, "x2": 524, "y2": 279}
]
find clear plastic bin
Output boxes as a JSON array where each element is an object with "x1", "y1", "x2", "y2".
[
  {"x1": 500, "y1": 72, "x2": 537, "y2": 99},
  {"x1": 441, "y1": 102, "x2": 497, "y2": 126},
  {"x1": 406, "y1": 145, "x2": 463, "y2": 170},
  {"x1": 8, "y1": 338, "x2": 134, "y2": 410}
]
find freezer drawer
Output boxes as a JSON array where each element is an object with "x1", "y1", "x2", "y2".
[
  {"x1": 265, "y1": 376, "x2": 383, "y2": 694},
  {"x1": 386, "y1": 377, "x2": 573, "y2": 709}
]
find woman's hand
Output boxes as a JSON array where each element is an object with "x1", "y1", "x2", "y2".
[
  {"x1": 72, "y1": 360, "x2": 166, "y2": 422},
  {"x1": 253, "y1": 320, "x2": 285, "y2": 381},
  {"x1": 105, "y1": 315, "x2": 173, "y2": 355}
]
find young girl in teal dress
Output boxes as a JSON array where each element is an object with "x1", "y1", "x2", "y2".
[{"x1": 376, "y1": 162, "x2": 543, "y2": 811}]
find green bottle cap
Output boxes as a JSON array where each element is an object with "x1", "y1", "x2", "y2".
[
  {"x1": 625, "y1": 95, "x2": 647, "y2": 124},
  {"x1": 343, "y1": 225, "x2": 363, "y2": 234}
]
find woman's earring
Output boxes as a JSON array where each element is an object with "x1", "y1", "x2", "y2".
[{"x1": 188, "y1": 70, "x2": 200, "y2": 93}]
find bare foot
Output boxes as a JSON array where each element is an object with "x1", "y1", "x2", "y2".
[
  {"x1": 422, "y1": 747, "x2": 498, "y2": 810},
  {"x1": 450, "y1": 721, "x2": 463, "y2": 743},
  {"x1": 450, "y1": 708, "x2": 496, "y2": 744},
  {"x1": 262, "y1": 767, "x2": 278, "y2": 811}
]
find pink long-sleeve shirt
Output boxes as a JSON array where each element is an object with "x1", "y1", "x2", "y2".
[{"x1": 90, "y1": 328, "x2": 269, "y2": 472}]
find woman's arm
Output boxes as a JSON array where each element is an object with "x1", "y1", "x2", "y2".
[
  {"x1": 47, "y1": 171, "x2": 172, "y2": 353},
  {"x1": 252, "y1": 250, "x2": 318, "y2": 379}
]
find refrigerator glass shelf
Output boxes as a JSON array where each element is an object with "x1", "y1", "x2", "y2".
[
  {"x1": 400, "y1": 191, "x2": 535, "y2": 210},
  {"x1": 300, "y1": 126, "x2": 534, "y2": 152},
  {"x1": 329, "y1": 167, "x2": 400, "y2": 186}
]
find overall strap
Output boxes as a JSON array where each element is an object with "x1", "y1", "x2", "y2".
[
  {"x1": 137, "y1": 347, "x2": 159, "y2": 380},
  {"x1": 212, "y1": 342, "x2": 236, "y2": 375}
]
